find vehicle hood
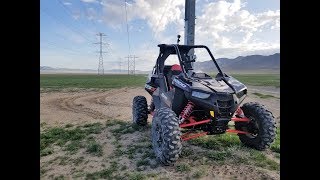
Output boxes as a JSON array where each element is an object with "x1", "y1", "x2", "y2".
[{"x1": 191, "y1": 76, "x2": 246, "y2": 94}]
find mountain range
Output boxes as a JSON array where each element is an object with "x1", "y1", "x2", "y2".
[
  {"x1": 194, "y1": 53, "x2": 279, "y2": 73},
  {"x1": 41, "y1": 53, "x2": 279, "y2": 74}
]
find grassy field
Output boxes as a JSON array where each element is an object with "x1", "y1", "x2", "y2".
[
  {"x1": 231, "y1": 74, "x2": 280, "y2": 87},
  {"x1": 40, "y1": 74, "x2": 147, "y2": 90},
  {"x1": 40, "y1": 120, "x2": 280, "y2": 179},
  {"x1": 40, "y1": 73, "x2": 280, "y2": 90}
]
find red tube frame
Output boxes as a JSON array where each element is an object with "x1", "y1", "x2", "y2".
[
  {"x1": 179, "y1": 119, "x2": 210, "y2": 128},
  {"x1": 150, "y1": 109, "x2": 251, "y2": 141},
  {"x1": 226, "y1": 129, "x2": 250, "y2": 134},
  {"x1": 230, "y1": 117, "x2": 250, "y2": 122}
]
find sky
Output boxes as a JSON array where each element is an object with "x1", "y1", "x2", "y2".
[{"x1": 40, "y1": 0, "x2": 280, "y2": 70}]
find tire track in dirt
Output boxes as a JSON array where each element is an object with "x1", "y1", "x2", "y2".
[
  {"x1": 42, "y1": 87, "x2": 278, "y2": 125},
  {"x1": 52, "y1": 89, "x2": 129, "y2": 119},
  {"x1": 53, "y1": 93, "x2": 108, "y2": 120},
  {"x1": 88, "y1": 89, "x2": 131, "y2": 108},
  {"x1": 43, "y1": 88, "x2": 150, "y2": 125}
]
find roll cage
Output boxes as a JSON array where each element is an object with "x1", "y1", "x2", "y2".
[{"x1": 152, "y1": 44, "x2": 225, "y2": 79}]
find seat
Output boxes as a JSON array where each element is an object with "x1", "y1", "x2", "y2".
[{"x1": 167, "y1": 64, "x2": 182, "y2": 90}]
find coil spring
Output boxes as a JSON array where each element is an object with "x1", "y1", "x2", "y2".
[{"x1": 179, "y1": 101, "x2": 195, "y2": 124}]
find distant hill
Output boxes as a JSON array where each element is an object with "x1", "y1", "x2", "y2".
[
  {"x1": 194, "y1": 53, "x2": 280, "y2": 73},
  {"x1": 40, "y1": 66, "x2": 148, "y2": 74},
  {"x1": 41, "y1": 53, "x2": 279, "y2": 74}
]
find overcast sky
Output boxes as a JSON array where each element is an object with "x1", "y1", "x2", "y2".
[{"x1": 40, "y1": 0, "x2": 280, "y2": 70}]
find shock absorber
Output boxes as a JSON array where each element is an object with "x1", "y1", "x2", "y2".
[{"x1": 179, "y1": 101, "x2": 195, "y2": 124}]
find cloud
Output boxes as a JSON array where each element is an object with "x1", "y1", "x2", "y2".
[
  {"x1": 63, "y1": 2, "x2": 72, "y2": 6},
  {"x1": 81, "y1": 0, "x2": 97, "y2": 3},
  {"x1": 100, "y1": 0, "x2": 184, "y2": 33},
  {"x1": 44, "y1": 0, "x2": 279, "y2": 69},
  {"x1": 194, "y1": 0, "x2": 280, "y2": 58}
]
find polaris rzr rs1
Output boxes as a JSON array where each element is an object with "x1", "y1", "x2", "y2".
[{"x1": 132, "y1": 43, "x2": 276, "y2": 165}]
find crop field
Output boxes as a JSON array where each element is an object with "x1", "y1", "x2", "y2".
[
  {"x1": 40, "y1": 74, "x2": 147, "y2": 90},
  {"x1": 40, "y1": 73, "x2": 280, "y2": 90},
  {"x1": 40, "y1": 73, "x2": 280, "y2": 179}
]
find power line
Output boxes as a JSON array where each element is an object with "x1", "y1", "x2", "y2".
[
  {"x1": 145, "y1": 0, "x2": 174, "y2": 50},
  {"x1": 40, "y1": 8, "x2": 94, "y2": 43},
  {"x1": 125, "y1": 55, "x2": 138, "y2": 75},
  {"x1": 124, "y1": 0, "x2": 131, "y2": 55},
  {"x1": 56, "y1": 0, "x2": 96, "y2": 36},
  {"x1": 94, "y1": 32, "x2": 107, "y2": 75},
  {"x1": 78, "y1": 0, "x2": 99, "y2": 33},
  {"x1": 41, "y1": 40, "x2": 87, "y2": 55}
]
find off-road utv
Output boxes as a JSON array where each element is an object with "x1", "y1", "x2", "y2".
[{"x1": 132, "y1": 42, "x2": 276, "y2": 165}]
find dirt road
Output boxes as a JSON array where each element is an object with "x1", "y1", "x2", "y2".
[{"x1": 40, "y1": 87, "x2": 280, "y2": 126}]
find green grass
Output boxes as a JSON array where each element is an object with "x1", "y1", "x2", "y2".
[
  {"x1": 40, "y1": 123, "x2": 103, "y2": 156},
  {"x1": 176, "y1": 163, "x2": 191, "y2": 172},
  {"x1": 250, "y1": 151, "x2": 279, "y2": 171},
  {"x1": 40, "y1": 147, "x2": 54, "y2": 157},
  {"x1": 65, "y1": 124, "x2": 74, "y2": 128},
  {"x1": 86, "y1": 140, "x2": 103, "y2": 156},
  {"x1": 86, "y1": 161, "x2": 119, "y2": 179},
  {"x1": 127, "y1": 172, "x2": 146, "y2": 180},
  {"x1": 192, "y1": 169, "x2": 206, "y2": 179},
  {"x1": 53, "y1": 175, "x2": 65, "y2": 180},
  {"x1": 206, "y1": 150, "x2": 232, "y2": 161},
  {"x1": 106, "y1": 119, "x2": 128, "y2": 127},
  {"x1": 40, "y1": 74, "x2": 279, "y2": 91},
  {"x1": 142, "y1": 150, "x2": 156, "y2": 159},
  {"x1": 83, "y1": 122, "x2": 103, "y2": 134},
  {"x1": 126, "y1": 144, "x2": 147, "y2": 158},
  {"x1": 188, "y1": 132, "x2": 279, "y2": 171},
  {"x1": 110, "y1": 120, "x2": 149, "y2": 140},
  {"x1": 231, "y1": 74, "x2": 280, "y2": 87},
  {"x1": 64, "y1": 140, "x2": 82, "y2": 154},
  {"x1": 121, "y1": 165, "x2": 127, "y2": 171},
  {"x1": 189, "y1": 133, "x2": 241, "y2": 150},
  {"x1": 136, "y1": 159, "x2": 150, "y2": 167},
  {"x1": 40, "y1": 74, "x2": 147, "y2": 90},
  {"x1": 180, "y1": 148, "x2": 194, "y2": 157},
  {"x1": 253, "y1": 92, "x2": 279, "y2": 99},
  {"x1": 271, "y1": 127, "x2": 280, "y2": 153}
]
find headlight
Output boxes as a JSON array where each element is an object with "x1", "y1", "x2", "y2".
[
  {"x1": 236, "y1": 90, "x2": 247, "y2": 98},
  {"x1": 192, "y1": 91, "x2": 211, "y2": 99}
]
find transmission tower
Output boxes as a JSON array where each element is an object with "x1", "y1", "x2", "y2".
[
  {"x1": 118, "y1": 57, "x2": 123, "y2": 74},
  {"x1": 94, "y1": 32, "x2": 107, "y2": 75},
  {"x1": 125, "y1": 55, "x2": 138, "y2": 75}
]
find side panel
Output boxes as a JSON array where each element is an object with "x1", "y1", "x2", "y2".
[{"x1": 172, "y1": 87, "x2": 188, "y2": 115}]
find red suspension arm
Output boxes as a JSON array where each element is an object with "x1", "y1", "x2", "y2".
[
  {"x1": 179, "y1": 119, "x2": 211, "y2": 128},
  {"x1": 230, "y1": 117, "x2": 250, "y2": 122}
]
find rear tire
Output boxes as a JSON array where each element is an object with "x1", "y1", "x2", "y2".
[
  {"x1": 132, "y1": 96, "x2": 148, "y2": 126},
  {"x1": 235, "y1": 102, "x2": 276, "y2": 150},
  {"x1": 151, "y1": 107, "x2": 182, "y2": 165}
]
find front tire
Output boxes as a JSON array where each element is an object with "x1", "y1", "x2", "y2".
[
  {"x1": 151, "y1": 107, "x2": 182, "y2": 165},
  {"x1": 235, "y1": 102, "x2": 276, "y2": 150},
  {"x1": 132, "y1": 96, "x2": 148, "y2": 126}
]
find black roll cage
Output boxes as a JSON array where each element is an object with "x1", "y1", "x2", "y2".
[{"x1": 152, "y1": 44, "x2": 224, "y2": 78}]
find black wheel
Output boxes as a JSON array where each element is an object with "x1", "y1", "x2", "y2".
[
  {"x1": 132, "y1": 96, "x2": 148, "y2": 126},
  {"x1": 151, "y1": 107, "x2": 182, "y2": 165},
  {"x1": 235, "y1": 102, "x2": 276, "y2": 150}
]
